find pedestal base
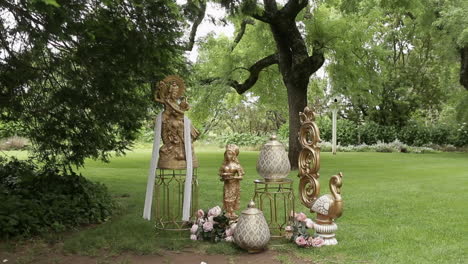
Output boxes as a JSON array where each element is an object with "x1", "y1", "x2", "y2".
[
  {"x1": 153, "y1": 169, "x2": 198, "y2": 230},
  {"x1": 313, "y1": 222, "x2": 338, "y2": 246},
  {"x1": 253, "y1": 179, "x2": 295, "y2": 237}
]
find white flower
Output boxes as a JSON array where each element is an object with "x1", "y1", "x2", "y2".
[
  {"x1": 225, "y1": 236, "x2": 234, "y2": 242},
  {"x1": 190, "y1": 234, "x2": 198, "y2": 241},
  {"x1": 3, "y1": 260, "x2": 8, "y2": 263},
  {"x1": 208, "y1": 206, "x2": 222, "y2": 217}
]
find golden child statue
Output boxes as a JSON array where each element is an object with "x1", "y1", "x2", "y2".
[{"x1": 219, "y1": 144, "x2": 245, "y2": 219}]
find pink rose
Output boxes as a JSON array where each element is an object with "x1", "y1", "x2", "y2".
[
  {"x1": 295, "y1": 236, "x2": 308, "y2": 247},
  {"x1": 305, "y1": 218, "x2": 315, "y2": 229},
  {"x1": 190, "y1": 234, "x2": 197, "y2": 241},
  {"x1": 225, "y1": 228, "x2": 234, "y2": 237},
  {"x1": 208, "y1": 206, "x2": 222, "y2": 217},
  {"x1": 225, "y1": 236, "x2": 233, "y2": 242},
  {"x1": 285, "y1": 225, "x2": 293, "y2": 232},
  {"x1": 309, "y1": 237, "x2": 325, "y2": 248},
  {"x1": 202, "y1": 221, "x2": 213, "y2": 232},
  {"x1": 295, "y1": 212, "x2": 307, "y2": 222},
  {"x1": 190, "y1": 224, "x2": 199, "y2": 234},
  {"x1": 197, "y1": 209, "x2": 205, "y2": 219}
]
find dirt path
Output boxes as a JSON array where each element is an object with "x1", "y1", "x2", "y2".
[{"x1": 1, "y1": 249, "x2": 313, "y2": 264}]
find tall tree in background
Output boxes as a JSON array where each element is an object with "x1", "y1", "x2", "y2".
[
  {"x1": 327, "y1": 0, "x2": 467, "y2": 126},
  {"x1": 197, "y1": 0, "x2": 325, "y2": 168}
]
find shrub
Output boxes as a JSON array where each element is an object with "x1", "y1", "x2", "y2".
[
  {"x1": 0, "y1": 136, "x2": 30, "y2": 150},
  {"x1": 216, "y1": 133, "x2": 267, "y2": 148},
  {"x1": 0, "y1": 157, "x2": 114, "y2": 238}
]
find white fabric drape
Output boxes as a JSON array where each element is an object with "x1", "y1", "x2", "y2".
[
  {"x1": 142, "y1": 113, "x2": 162, "y2": 220},
  {"x1": 182, "y1": 116, "x2": 193, "y2": 221},
  {"x1": 142, "y1": 113, "x2": 194, "y2": 221}
]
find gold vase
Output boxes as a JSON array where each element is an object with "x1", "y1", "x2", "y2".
[
  {"x1": 256, "y1": 135, "x2": 291, "y2": 182},
  {"x1": 233, "y1": 200, "x2": 270, "y2": 253}
]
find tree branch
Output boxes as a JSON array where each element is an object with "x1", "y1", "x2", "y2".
[
  {"x1": 231, "y1": 18, "x2": 255, "y2": 51},
  {"x1": 282, "y1": 0, "x2": 308, "y2": 17},
  {"x1": 200, "y1": 54, "x2": 279, "y2": 94},
  {"x1": 183, "y1": 0, "x2": 207, "y2": 51},
  {"x1": 306, "y1": 50, "x2": 325, "y2": 76},
  {"x1": 251, "y1": 12, "x2": 271, "y2": 23},
  {"x1": 228, "y1": 53, "x2": 279, "y2": 94}
]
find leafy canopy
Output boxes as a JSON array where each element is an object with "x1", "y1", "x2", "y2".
[{"x1": 0, "y1": 0, "x2": 185, "y2": 166}]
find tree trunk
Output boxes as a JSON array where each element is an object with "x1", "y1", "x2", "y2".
[
  {"x1": 285, "y1": 78, "x2": 308, "y2": 170},
  {"x1": 460, "y1": 46, "x2": 468, "y2": 90}
]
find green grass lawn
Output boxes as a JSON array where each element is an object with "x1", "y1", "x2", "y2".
[{"x1": 4, "y1": 149, "x2": 468, "y2": 263}]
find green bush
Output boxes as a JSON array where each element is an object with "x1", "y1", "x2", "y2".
[
  {"x1": 0, "y1": 157, "x2": 114, "y2": 238},
  {"x1": 216, "y1": 133, "x2": 267, "y2": 148}
]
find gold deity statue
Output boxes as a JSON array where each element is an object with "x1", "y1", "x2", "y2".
[
  {"x1": 154, "y1": 75, "x2": 199, "y2": 169},
  {"x1": 219, "y1": 144, "x2": 245, "y2": 219}
]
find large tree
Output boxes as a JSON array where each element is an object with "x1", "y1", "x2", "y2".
[
  {"x1": 197, "y1": 0, "x2": 325, "y2": 168},
  {"x1": 0, "y1": 0, "x2": 186, "y2": 167}
]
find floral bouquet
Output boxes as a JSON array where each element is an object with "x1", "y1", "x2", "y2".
[
  {"x1": 190, "y1": 206, "x2": 236, "y2": 243},
  {"x1": 284, "y1": 212, "x2": 325, "y2": 248}
]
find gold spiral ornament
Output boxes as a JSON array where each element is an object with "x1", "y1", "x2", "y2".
[
  {"x1": 298, "y1": 146, "x2": 320, "y2": 178},
  {"x1": 299, "y1": 122, "x2": 321, "y2": 148},
  {"x1": 298, "y1": 176, "x2": 320, "y2": 208}
]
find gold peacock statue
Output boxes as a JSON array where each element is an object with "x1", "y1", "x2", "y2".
[{"x1": 297, "y1": 106, "x2": 344, "y2": 245}]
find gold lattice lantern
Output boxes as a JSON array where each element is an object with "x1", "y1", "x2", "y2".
[{"x1": 298, "y1": 106, "x2": 344, "y2": 245}]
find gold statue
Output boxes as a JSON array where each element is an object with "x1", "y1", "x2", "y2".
[
  {"x1": 298, "y1": 106, "x2": 344, "y2": 245},
  {"x1": 219, "y1": 144, "x2": 245, "y2": 219},
  {"x1": 154, "y1": 75, "x2": 199, "y2": 169}
]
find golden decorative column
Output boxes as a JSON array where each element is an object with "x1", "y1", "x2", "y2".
[{"x1": 298, "y1": 106, "x2": 344, "y2": 245}]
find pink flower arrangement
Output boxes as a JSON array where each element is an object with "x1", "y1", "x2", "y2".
[
  {"x1": 190, "y1": 224, "x2": 199, "y2": 234},
  {"x1": 295, "y1": 212, "x2": 307, "y2": 222},
  {"x1": 308, "y1": 237, "x2": 325, "y2": 248},
  {"x1": 305, "y1": 218, "x2": 314, "y2": 229},
  {"x1": 225, "y1": 227, "x2": 234, "y2": 237},
  {"x1": 197, "y1": 209, "x2": 205, "y2": 218},
  {"x1": 203, "y1": 221, "x2": 214, "y2": 232},
  {"x1": 189, "y1": 206, "x2": 232, "y2": 243},
  {"x1": 208, "y1": 206, "x2": 222, "y2": 217},
  {"x1": 295, "y1": 236, "x2": 308, "y2": 247},
  {"x1": 288, "y1": 211, "x2": 325, "y2": 249}
]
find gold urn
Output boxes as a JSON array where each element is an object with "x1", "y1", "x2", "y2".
[
  {"x1": 233, "y1": 201, "x2": 270, "y2": 253},
  {"x1": 256, "y1": 135, "x2": 291, "y2": 182}
]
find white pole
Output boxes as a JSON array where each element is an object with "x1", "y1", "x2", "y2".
[{"x1": 332, "y1": 108, "x2": 337, "y2": 155}]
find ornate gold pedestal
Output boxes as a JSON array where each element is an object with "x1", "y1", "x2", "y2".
[
  {"x1": 253, "y1": 179, "x2": 295, "y2": 237},
  {"x1": 153, "y1": 169, "x2": 198, "y2": 230}
]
